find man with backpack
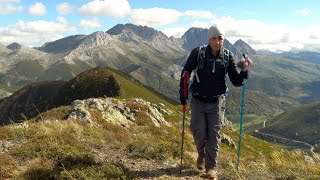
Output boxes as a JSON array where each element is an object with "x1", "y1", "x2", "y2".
[{"x1": 179, "y1": 24, "x2": 252, "y2": 179}]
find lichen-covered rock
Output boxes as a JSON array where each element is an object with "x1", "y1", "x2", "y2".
[{"x1": 67, "y1": 97, "x2": 171, "y2": 128}]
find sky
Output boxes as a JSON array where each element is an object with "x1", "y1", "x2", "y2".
[{"x1": 0, "y1": 0, "x2": 319, "y2": 52}]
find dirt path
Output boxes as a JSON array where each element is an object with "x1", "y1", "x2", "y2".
[{"x1": 92, "y1": 146, "x2": 208, "y2": 179}]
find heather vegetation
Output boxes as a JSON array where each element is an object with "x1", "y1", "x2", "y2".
[{"x1": 0, "y1": 103, "x2": 319, "y2": 179}]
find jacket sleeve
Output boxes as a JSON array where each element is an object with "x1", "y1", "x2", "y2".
[
  {"x1": 179, "y1": 48, "x2": 199, "y2": 98},
  {"x1": 227, "y1": 51, "x2": 248, "y2": 87}
]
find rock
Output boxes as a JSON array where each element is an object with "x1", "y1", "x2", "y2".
[
  {"x1": 304, "y1": 155, "x2": 315, "y2": 164},
  {"x1": 66, "y1": 97, "x2": 170, "y2": 128},
  {"x1": 68, "y1": 106, "x2": 93, "y2": 125},
  {"x1": 222, "y1": 117, "x2": 235, "y2": 131},
  {"x1": 221, "y1": 134, "x2": 236, "y2": 149},
  {"x1": 102, "y1": 107, "x2": 133, "y2": 128}
]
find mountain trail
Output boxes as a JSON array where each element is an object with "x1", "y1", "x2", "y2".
[{"x1": 92, "y1": 145, "x2": 207, "y2": 179}]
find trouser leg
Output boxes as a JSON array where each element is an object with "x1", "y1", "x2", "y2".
[
  {"x1": 190, "y1": 98, "x2": 206, "y2": 157},
  {"x1": 205, "y1": 102, "x2": 222, "y2": 170}
]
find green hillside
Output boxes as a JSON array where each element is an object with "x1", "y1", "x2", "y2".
[
  {"x1": 0, "y1": 97, "x2": 319, "y2": 179},
  {"x1": 251, "y1": 54, "x2": 320, "y2": 83},
  {"x1": 0, "y1": 81, "x2": 66, "y2": 124},
  {"x1": 226, "y1": 87, "x2": 295, "y2": 116},
  {"x1": 0, "y1": 60, "x2": 45, "y2": 91},
  {"x1": 38, "y1": 61, "x2": 92, "y2": 81},
  {"x1": 50, "y1": 67, "x2": 176, "y2": 108},
  {"x1": 0, "y1": 67, "x2": 177, "y2": 124},
  {"x1": 260, "y1": 102, "x2": 320, "y2": 151}
]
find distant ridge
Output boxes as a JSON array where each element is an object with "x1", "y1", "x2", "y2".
[
  {"x1": 6, "y1": 42, "x2": 22, "y2": 51},
  {"x1": 0, "y1": 67, "x2": 177, "y2": 124}
]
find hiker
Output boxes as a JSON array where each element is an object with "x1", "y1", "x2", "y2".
[{"x1": 179, "y1": 24, "x2": 252, "y2": 179}]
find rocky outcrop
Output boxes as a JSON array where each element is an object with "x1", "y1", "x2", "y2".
[
  {"x1": 67, "y1": 97, "x2": 172, "y2": 128},
  {"x1": 221, "y1": 133, "x2": 236, "y2": 148}
]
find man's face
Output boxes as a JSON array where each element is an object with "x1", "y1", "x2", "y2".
[{"x1": 209, "y1": 36, "x2": 224, "y2": 53}]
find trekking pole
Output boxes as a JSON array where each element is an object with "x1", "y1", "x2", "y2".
[
  {"x1": 236, "y1": 54, "x2": 249, "y2": 170},
  {"x1": 180, "y1": 71, "x2": 189, "y2": 174}
]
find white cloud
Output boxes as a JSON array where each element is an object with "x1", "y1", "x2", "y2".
[
  {"x1": 296, "y1": 8, "x2": 310, "y2": 16},
  {"x1": 0, "y1": 3, "x2": 22, "y2": 14},
  {"x1": 131, "y1": 8, "x2": 182, "y2": 27},
  {"x1": 184, "y1": 10, "x2": 214, "y2": 19},
  {"x1": 29, "y1": 2, "x2": 47, "y2": 16},
  {"x1": 162, "y1": 27, "x2": 189, "y2": 38},
  {"x1": 206, "y1": 16, "x2": 320, "y2": 52},
  {"x1": 192, "y1": 21, "x2": 210, "y2": 28},
  {"x1": 56, "y1": 2, "x2": 75, "y2": 15},
  {"x1": 80, "y1": 19, "x2": 102, "y2": 29},
  {"x1": 160, "y1": 15, "x2": 320, "y2": 52},
  {"x1": 79, "y1": 0, "x2": 130, "y2": 18},
  {"x1": 0, "y1": 19, "x2": 77, "y2": 47}
]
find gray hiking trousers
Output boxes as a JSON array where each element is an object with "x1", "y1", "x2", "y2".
[{"x1": 190, "y1": 95, "x2": 225, "y2": 170}]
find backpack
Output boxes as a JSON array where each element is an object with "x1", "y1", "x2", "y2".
[{"x1": 189, "y1": 45, "x2": 230, "y2": 95}]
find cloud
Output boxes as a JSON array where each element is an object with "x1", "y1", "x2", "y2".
[
  {"x1": 56, "y1": 2, "x2": 75, "y2": 15},
  {"x1": 160, "y1": 15, "x2": 320, "y2": 52},
  {"x1": 79, "y1": 0, "x2": 130, "y2": 18},
  {"x1": 209, "y1": 16, "x2": 320, "y2": 52},
  {"x1": 296, "y1": 8, "x2": 310, "y2": 16},
  {"x1": 162, "y1": 27, "x2": 189, "y2": 38},
  {"x1": 0, "y1": 3, "x2": 22, "y2": 14},
  {"x1": 184, "y1": 10, "x2": 214, "y2": 19},
  {"x1": 131, "y1": 8, "x2": 182, "y2": 27},
  {"x1": 191, "y1": 21, "x2": 210, "y2": 28},
  {"x1": 80, "y1": 19, "x2": 101, "y2": 29},
  {"x1": 0, "y1": 19, "x2": 76, "y2": 47},
  {"x1": 29, "y1": 2, "x2": 47, "y2": 16}
]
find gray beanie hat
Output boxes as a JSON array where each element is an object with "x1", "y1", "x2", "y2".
[{"x1": 208, "y1": 24, "x2": 225, "y2": 40}]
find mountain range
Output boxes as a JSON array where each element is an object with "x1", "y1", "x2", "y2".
[
  {"x1": 0, "y1": 23, "x2": 320, "y2": 179},
  {"x1": 0, "y1": 23, "x2": 320, "y2": 116}
]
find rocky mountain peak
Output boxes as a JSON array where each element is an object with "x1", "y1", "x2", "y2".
[
  {"x1": 6, "y1": 42, "x2": 22, "y2": 51},
  {"x1": 106, "y1": 23, "x2": 168, "y2": 41},
  {"x1": 37, "y1": 35, "x2": 87, "y2": 54},
  {"x1": 180, "y1": 27, "x2": 242, "y2": 59},
  {"x1": 181, "y1": 27, "x2": 208, "y2": 51},
  {"x1": 234, "y1": 39, "x2": 256, "y2": 55},
  {"x1": 79, "y1": 31, "x2": 114, "y2": 47}
]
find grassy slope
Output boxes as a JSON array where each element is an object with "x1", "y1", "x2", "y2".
[
  {"x1": 0, "y1": 65, "x2": 319, "y2": 179},
  {"x1": 0, "y1": 67, "x2": 177, "y2": 124},
  {"x1": 0, "y1": 103, "x2": 319, "y2": 179},
  {"x1": 260, "y1": 102, "x2": 320, "y2": 147},
  {"x1": 50, "y1": 67, "x2": 177, "y2": 109}
]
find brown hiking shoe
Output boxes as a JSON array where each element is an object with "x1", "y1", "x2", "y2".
[
  {"x1": 196, "y1": 155, "x2": 204, "y2": 170},
  {"x1": 207, "y1": 169, "x2": 218, "y2": 179}
]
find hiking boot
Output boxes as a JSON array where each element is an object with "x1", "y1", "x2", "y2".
[
  {"x1": 206, "y1": 169, "x2": 218, "y2": 179},
  {"x1": 196, "y1": 154, "x2": 204, "y2": 170}
]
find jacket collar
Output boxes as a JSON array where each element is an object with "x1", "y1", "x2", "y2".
[{"x1": 206, "y1": 44, "x2": 224, "y2": 59}]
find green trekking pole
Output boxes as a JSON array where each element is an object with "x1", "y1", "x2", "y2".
[
  {"x1": 236, "y1": 54, "x2": 249, "y2": 170},
  {"x1": 180, "y1": 71, "x2": 189, "y2": 174}
]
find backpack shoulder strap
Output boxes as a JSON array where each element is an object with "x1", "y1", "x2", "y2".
[
  {"x1": 197, "y1": 45, "x2": 207, "y2": 65},
  {"x1": 223, "y1": 48, "x2": 230, "y2": 95},
  {"x1": 191, "y1": 45, "x2": 207, "y2": 84}
]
